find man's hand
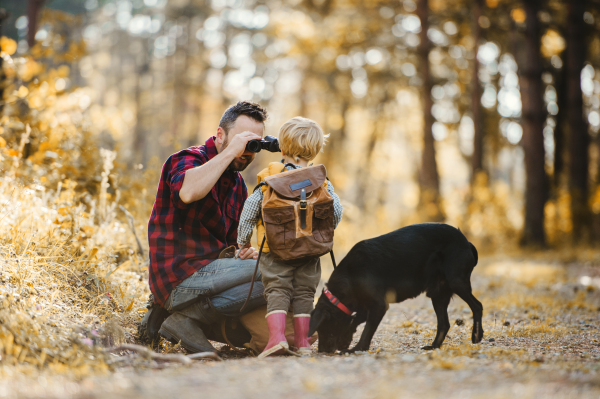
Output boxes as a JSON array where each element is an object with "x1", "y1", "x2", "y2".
[
  {"x1": 222, "y1": 131, "x2": 262, "y2": 158},
  {"x1": 238, "y1": 243, "x2": 259, "y2": 260}
]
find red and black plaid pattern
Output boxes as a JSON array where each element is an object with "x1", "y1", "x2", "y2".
[{"x1": 148, "y1": 137, "x2": 248, "y2": 306}]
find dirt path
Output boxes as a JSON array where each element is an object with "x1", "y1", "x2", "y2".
[{"x1": 1, "y1": 257, "x2": 599, "y2": 399}]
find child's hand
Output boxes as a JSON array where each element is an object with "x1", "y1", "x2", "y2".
[{"x1": 238, "y1": 243, "x2": 259, "y2": 260}]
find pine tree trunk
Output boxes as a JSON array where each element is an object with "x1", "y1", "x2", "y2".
[
  {"x1": 553, "y1": 60, "x2": 566, "y2": 188},
  {"x1": 566, "y1": 0, "x2": 590, "y2": 240},
  {"x1": 518, "y1": 0, "x2": 547, "y2": 246},
  {"x1": 417, "y1": 0, "x2": 443, "y2": 221},
  {"x1": 0, "y1": 8, "x2": 9, "y2": 114},
  {"x1": 471, "y1": 0, "x2": 484, "y2": 179},
  {"x1": 27, "y1": 0, "x2": 45, "y2": 48}
]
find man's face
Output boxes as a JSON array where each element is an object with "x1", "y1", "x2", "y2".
[{"x1": 218, "y1": 115, "x2": 264, "y2": 172}]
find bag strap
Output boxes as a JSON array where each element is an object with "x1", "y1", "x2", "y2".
[
  {"x1": 239, "y1": 236, "x2": 266, "y2": 314},
  {"x1": 300, "y1": 188, "x2": 307, "y2": 229},
  {"x1": 253, "y1": 182, "x2": 267, "y2": 193},
  {"x1": 281, "y1": 162, "x2": 298, "y2": 172},
  {"x1": 330, "y1": 250, "x2": 337, "y2": 269}
]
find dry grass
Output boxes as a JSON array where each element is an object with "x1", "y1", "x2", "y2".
[{"x1": 0, "y1": 150, "x2": 150, "y2": 377}]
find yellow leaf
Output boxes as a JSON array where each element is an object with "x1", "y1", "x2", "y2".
[
  {"x1": 57, "y1": 207, "x2": 70, "y2": 216},
  {"x1": 511, "y1": 8, "x2": 526, "y2": 23},
  {"x1": 17, "y1": 86, "x2": 29, "y2": 98},
  {"x1": 88, "y1": 247, "x2": 98, "y2": 260},
  {"x1": 57, "y1": 65, "x2": 70, "y2": 78},
  {"x1": 27, "y1": 95, "x2": 44, "y2": 109},
  {"x1": 7, "y1": 149, "x2": 19, "y2": 157},
  {"x1": 125, "y1": 299, "x2": 135, "y2": 311},
  {"x1": 0, "y1": 137, "x2": 6, "y2": 148},
  {"x1": 82, "y1": 225, "x2": 95, "y2": 236},
  {"x1": 0, "y1": 37, "x2": 17, "y2": 56},
  {"x1": 541, "y1": 29, "x2": 566, "y2": 58}
]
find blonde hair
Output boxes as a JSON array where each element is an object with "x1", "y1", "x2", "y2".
[{"x1": 278, "y1": 117, "x2": 328, "y2": 162}]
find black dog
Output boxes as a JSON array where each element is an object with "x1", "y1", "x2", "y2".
[{"x1": 308, "y1": 223, "x2": 483, "y2": 353}]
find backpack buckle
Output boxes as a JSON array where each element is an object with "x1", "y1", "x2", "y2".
[{"x1": 300, "y1": 188, "x2": 307, "y2": 229}]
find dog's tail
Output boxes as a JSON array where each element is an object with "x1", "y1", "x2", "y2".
[{"x1": 469, "y1": 242, "x2": 478, "y2": 267}]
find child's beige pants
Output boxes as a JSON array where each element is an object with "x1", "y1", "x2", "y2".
[{"x1": 259, "y1": 252, "x2": 321, "y2": 315}]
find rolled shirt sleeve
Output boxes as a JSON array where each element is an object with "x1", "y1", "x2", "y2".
[
  {"x1": 237, "y1": 189, "x2": 263, "y2": 247},
  {"x1": 168, "y1": 150, "x2": 207, "y2": 209},
  {"x1": 327, "y1": 181, "x2": 343, "y2": 228}
]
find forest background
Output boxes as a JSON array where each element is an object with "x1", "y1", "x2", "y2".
[{"x1": 0, "y1": 0, "x2": 599, "y2": 377}]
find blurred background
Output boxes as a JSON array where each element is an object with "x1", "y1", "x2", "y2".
[{"x1": 1, "y1": 0, "x2": 600, "y2": 254}]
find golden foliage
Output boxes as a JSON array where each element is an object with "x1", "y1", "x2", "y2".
[
  {"x1": 0, "y1": 35, "x2": 150, "y2": 376},
  {"x1": 0, "y1": 37, "x2": 17, "y2": 56}
]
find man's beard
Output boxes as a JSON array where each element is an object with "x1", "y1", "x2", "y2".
[{"x1": 221, "y1": 135, "x2": 254, "y2": 172}]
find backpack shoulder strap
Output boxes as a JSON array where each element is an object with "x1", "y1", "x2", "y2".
[{"x1": 253, "y1": 182, "x2": 267, "y2": 193}]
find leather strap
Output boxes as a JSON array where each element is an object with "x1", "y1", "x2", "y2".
[{"x1": 300, "y1": 188, "x2": 307, "y2": 229}]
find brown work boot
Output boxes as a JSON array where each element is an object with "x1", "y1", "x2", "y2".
[{"x1": 159, "y1": 313, "x2": 216, "y2": 353}]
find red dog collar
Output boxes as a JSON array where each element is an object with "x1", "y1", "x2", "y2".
[{"x1": 323, "y1": 288, "x2": 353, "y2": 316}]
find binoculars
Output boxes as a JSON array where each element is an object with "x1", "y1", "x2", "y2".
[{"x1": 245, "y1": 135, "x2": 280, "y2": 153}]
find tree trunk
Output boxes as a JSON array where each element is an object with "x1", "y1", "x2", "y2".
[
  {"x1": 27, "y1": 0, "x2": 45, "y2": 48},
  {"x1": 417, "y1": 0, "x2": 443, "y2": 221},
  {"x1": 132, "y1": 62, "x2": 149, "y2": 167},
  {"x1": 553, "y1": 60, "x2": 566, "y2": 188},
  {"x1": 566, "y1": 0, "x2": 590, "y2": 240},
  {"x1": 518, "y1": 0, "x2": 547, "y2": 246},
  {"x1": 471, "y1": 0, "x2": 484, "y2": 179},
  {"x1": 0, "y1": 8, "x2": 9, "y2": 114}
]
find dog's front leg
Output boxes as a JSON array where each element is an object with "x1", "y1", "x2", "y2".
[{"x1": 348, "y1": 302, "x2": 387, "y2": 353}]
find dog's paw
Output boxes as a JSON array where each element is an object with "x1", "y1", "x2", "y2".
[
  {"x1": 420, "y1": 345, "x2": 437, "y2": 351},
  {"x1": 471, "y1": 323, "x2": 484, "y2": 344}
]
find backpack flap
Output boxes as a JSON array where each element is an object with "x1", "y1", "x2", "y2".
[{"x1": 263, "y1": 165, "x2": 327, "y2": 199}]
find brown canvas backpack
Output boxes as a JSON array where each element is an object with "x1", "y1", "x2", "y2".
[{"x1": 259, "y1": 164, "x2": 334, "y2": 261}]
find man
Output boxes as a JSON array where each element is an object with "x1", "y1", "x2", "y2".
[{"x1": 146, "y1": 101, "x2": 269, "y2": 353}]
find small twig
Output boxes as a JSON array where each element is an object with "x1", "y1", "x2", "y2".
[
  {"x1": 107, "y1": 344, "x2": 192, "y2": 364},
  {"x1": 106, "y1": 343, "x2": 222, "y2": 363},
  {"x1": 119, "y1": 205, "x2": 144, "y2": 256},
  {"x1": 187, "y1": 352, "x2": 223, "y2": 361}
]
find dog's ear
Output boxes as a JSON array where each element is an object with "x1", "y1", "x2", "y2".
[{"x1": 308, "y1": 307, "x2": 329, "y2": 337}]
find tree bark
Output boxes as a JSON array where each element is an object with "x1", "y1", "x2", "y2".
[
  {"x1": 0, "y1": 8, "x2": 9, "y2": 114},
  {"x1": 417, "y1": 0, "x2": 443, "y2": 221},
  {"x1": 566, "y1": 0, "x2": 590, "y2": 240},
  {"x1": 518, "y1": 0, "x2": 547, "y2": 246},
  {"x1": 27, "y1": 0, "x2": 45, "y2": 48},
  {"x1": 553, "y1": 60, "x2": 566, "y2": 188},
  {"x1": 471, "y1": 0, "x2": 485, "y2": 179}
]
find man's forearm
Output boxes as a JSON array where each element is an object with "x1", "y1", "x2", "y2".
[{"x1": 179, "y1": 150, "x2": 235, "y2": 204}]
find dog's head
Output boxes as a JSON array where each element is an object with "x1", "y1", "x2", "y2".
[{"x1": 308, "y1": 292, "x2": 358, "y2": 353}]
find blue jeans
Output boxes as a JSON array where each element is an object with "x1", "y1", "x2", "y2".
[{"x1": 164, "y1": 258, "x2": 266, "y2": 317}]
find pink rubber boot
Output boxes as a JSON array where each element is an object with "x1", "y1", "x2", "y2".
[
  {"x1": 258, "y1": 311, "x2": 289, "y2": 358},
  {"x1": 294, "y1": 314, "x2": 312, "y2": 356}
]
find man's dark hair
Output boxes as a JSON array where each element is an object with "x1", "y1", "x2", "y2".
[{"x1": 219, "y1": 101, "x2": 268, "y2": 134}]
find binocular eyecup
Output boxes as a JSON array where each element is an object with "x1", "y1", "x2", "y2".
[{"x1": 245, "y1": 135, "x2": 280, "y2": 153}]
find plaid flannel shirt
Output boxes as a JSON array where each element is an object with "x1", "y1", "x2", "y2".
[
  {"x1": 148, "y1": 137, "x2": 247, "y2": 306},
  {"x1": 237, "y1": 164, "x2": 343, "y2": 248}
]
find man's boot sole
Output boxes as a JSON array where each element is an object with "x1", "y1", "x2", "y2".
[{"x1": 159, "y1": 323, "x2": 216, "y2": 354}]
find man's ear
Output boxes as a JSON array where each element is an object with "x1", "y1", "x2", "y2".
[
  {"x1": 216, "y1": 127, "x2": 226, "y2": 146},
  {"x1": 308, "y1": 307, "x2": 329, "y2": 337}
]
